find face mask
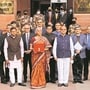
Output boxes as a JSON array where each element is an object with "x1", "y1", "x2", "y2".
[
  {"x1": 69, "y1": 9, "x2": 73, "y2": 13},
  {"x1": 61, "y1": 11, "x2": 65, "y2": 15},
  {"x1": 48, "y1": 10, "x2": 51, "y2": 12},
  {"x1": 24, "y1": 13, "x2": 28, "y2": 15},
  {"x1": 55, "y1": 11, "x2": 58, "y2": 13},
  {"x1": 37, "y1": 11, "x2": 40, "y2": 14},
  {"x1": 72, "y1": 21, "x2": 76, "y2": 24}
]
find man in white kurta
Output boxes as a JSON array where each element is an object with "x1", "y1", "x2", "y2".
[
  {"x1": 4, "y1": 27, "x2": 26, "y2": 87},
  {"x1": 53, "y1": 25, "x2": 74, "y2": 87}
]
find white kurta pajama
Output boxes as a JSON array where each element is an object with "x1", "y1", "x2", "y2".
[
  {"x1": 53, "y1": 37, "x2": 74, "y2": 84},
  {"x1": 4, "y1": 38, "x2": 24, "y2": 84}
]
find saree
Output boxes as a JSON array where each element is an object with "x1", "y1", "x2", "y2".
[{"x1": 30, "y1": 36, "x2": 51, "y2": 89}]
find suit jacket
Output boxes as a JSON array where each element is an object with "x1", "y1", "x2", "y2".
[
  {"x1": 71, "y1": 34, "x2": 87, "y2": 58},
  {"x1": 59, "y1": 13, "x2": 67, "y2": 24},
  {"x1": 22, "y1": 31, "x2": 35, "y2": 51},
  {"x1": 0, "y1": 33, "x2": 7, "y2": 61},
  {"x1": 45, "y1": 11, "x2": 54, "y2": 26},
  {"x1": 53, "y1": 12, "x2": 60, "y2": 24}
]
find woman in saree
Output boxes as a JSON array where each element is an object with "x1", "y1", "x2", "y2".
[{"x1": 30, "y1": 27, "x2": 51, "y2": 89}]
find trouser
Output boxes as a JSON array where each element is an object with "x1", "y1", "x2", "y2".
[
  {"x1": 9, "y1": 60, "x2": 23, "y2": 84},
  {"x1": 45, "y1": 58, "x2": 56, "y2": 82},
  {"x1": 0, "y1": 59, "x2": 5, "y2": 82},
  {"x1": 5, "y1": 67, "x2": 17, "y2": 82},
  {"x1": 49, "y1": 58, "x2": 56, "y2": 81},
  {"x1": 57, "y1": 58, "x2": 70, "y2": 84},
  {"x1": 72, "y1": 55, "x2": 83, "y2": 81},
  {"x1": 5, "y1": 67, "x2": 9, "y2": 82},
  {"x1": 23, "y1": 53, "x2": 32, "y2": 81},
  {"x1": 84, "y1": 49, "x2": 90, "y2": 79}
]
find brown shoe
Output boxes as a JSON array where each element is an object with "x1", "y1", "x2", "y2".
[
  {"x1": 10, "y1": 83, "x2": 15, "y2": 87},
  {"x1": 63, "y1": 84, "x2": 68, "y2": 87},
  {"x1": 58, "y1": 83, "x2": 63, "y2": 87}
]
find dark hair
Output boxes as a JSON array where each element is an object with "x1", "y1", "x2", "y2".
[
  {"x1": 10, "y1": 27, "x2": 17, "y2": 32},
  {"x1": 10, "y1": 21, "x2": 19, "y2": 27},
  {"x1": 46, "y1": 25, "x2": 52, "y2": 28},
  {"x1": 22, "y1": 23, "x2": 30, "y2": 28},
  {"x1": 17, "y1": 11, "x2": 21, "y2": 15}
]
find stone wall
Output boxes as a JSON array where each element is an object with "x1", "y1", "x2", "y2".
[{"x1": 0, "y1": 0, "x2": 16, "y2": 30}]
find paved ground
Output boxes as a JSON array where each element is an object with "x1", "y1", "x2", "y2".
[
  {"x1": 0, "y1": 64, "x2": 90, "y2": 90},
  {"x1": 0, "y1": 80, "x2": 90, "y2": 90}
]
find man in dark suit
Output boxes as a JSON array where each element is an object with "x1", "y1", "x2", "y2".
[
  {"x1": 22, "y1": 23, "x2": 35, "y2": 82},
  {"x1": 45, "y1": 6, "x2": 54, "y2": 27},
  {"x1": 59, "y1": 8, "x2": 67, "y2": 25},
  {"x1": 85, "y1": 26, "x2": 90, "y2": 81},
  {"x1": 44, "y1": 25, "x2": 56, "y2": 83},
  {"x1": 66, "y1": 7, "x2": 73, "y2": 33},
  {"x1": 53, "y1": 9, "x2": 60, "y2": 31},
  {"x1": 0, "y1": 30, "x2": 7, "y2": 84}
]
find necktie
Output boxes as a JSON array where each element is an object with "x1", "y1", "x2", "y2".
[
  {"x1": 76, "y1": 36, "x2": 80, "y2": 42},
  {"x1": 87, "y1": 34, "x2": 90, "y2": 49},
  {"x1": 49, "y1": 12, "x2": 52, "y2": 22},
  {"x1": 26, "y1": 33, "x2": 29, "y2": 49}
]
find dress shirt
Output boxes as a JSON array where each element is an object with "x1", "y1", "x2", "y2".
[
  {"x1": 87, "y1": 34, "x2": 90, "y2": 50},
  {"x1": 26, "y1": 33, "x2": 30, "y2": 49}
]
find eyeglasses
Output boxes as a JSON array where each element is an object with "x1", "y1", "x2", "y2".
[
  {"x1": 61, "y1": 29, "x2": 66, "y2": 30},
  {"x1": 37, "y1": 22, "x2": 42, "y2": 23},
  {"x1": 24, "y1": 28, "x2": 30, "y2": 29}
]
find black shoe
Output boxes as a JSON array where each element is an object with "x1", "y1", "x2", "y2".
[
  {"x1": 23, "y1": 80, "x2": 27, "y2": 83},
  {"x1": 58, "y1": 83, "x2": 63, "y2": 87},
  {"x1": 83, "y1": 77, "x2": 88, "y2": 81},
  {"x1": 46, "y1": 80, "x2": 50, "y2": 83},
  {"x1": 63, "y1": 84, "x2": 68, "y2": 87},
  {"x1": 50, "y1": 80, "x2": 56, "y2": 83},
  {"x1": 10, "y1": 83, "x2": 15, "y2": 87},
  {"x1": 1, "y1": 81, "x2": 7, "y2": 84},
  {"x1": 78, "y1": 80, "x2": 84, "y2": 84},
  {"x1": 6, "y1": 78, "x2": 9, "y2": 82},
  {"x1": 73, "y1": 80, "x2": 77, "y2": 84},
  {"x1": 18, "y1": 83, "x2": 26, "y2": 86}
]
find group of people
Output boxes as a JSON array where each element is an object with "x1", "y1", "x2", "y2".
[{"x1": 0, "y1": 6, "x2": 90, "y2": 89}]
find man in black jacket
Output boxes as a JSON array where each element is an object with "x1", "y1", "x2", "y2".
[
  {"x1": 22, "y1": 23, "x2": 35, "y2": 82},
  {"x1": 44, "y1": 25, "x2": 56, "y2": 83},
  {"x1": 0, "y1": 30, "x2": 7, "y2": 84}
]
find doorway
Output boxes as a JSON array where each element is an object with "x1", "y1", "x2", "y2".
[
  {"x1": 31, "y1": 0, "x2": 40, "y2": 16},
  {"x1": 52, "y1": 3, "x2": 67, "y2": 10},
  {"x1": 31, "y1": 0, "x2": 50, "y2": 16},
  {"x1": 40, "y1": 4, "x2": 50, "y2": 14}
]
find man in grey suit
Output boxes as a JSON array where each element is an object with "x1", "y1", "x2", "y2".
[{"x1": 71, "y1": 27, "x2": 87, "y2": 84}]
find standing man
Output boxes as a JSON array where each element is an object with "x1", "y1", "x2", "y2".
[
  {"x1": 84, "y1": 26, "x2": 90, "y2": 80},
  {"x1": 53, "y1": 25, "x2": 74, "y2": 87},
  {"x1": 22, "y1": 23, "x2": 35, "y2": 82},
  {"x1": 20, "y1": 10, "x2": 30, "y2": 26},
  {"x1": 44, "y1": 25, "x2": 56, "y2": 83},
  {"x1": 0, "y1": 31, "x2": 7, "y2": 84},
  {"x1": 72, "y1": 27, "x2": 87, "y2": 83},
  {"x1": 45, "y1": 6, "x2": 54, "y2": 27},
  {"x1": 59, "y1": 8, "x2": 67, "y2": 25},
  {"x1": 34, "y1": 19, "x2": 46, "y2": 35},
  {"x1": 52, "y1": 22, "x2": 61, "y2": 36},
  {"x1": 53, "y1": 9, "x2": 60, "y2": 30},
  {"x1": 4, "y1": 27, "x2": 26, "y2": 87},
  {"x1": 66, "y1": 7, "x2": 73, "y2": 33}
]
